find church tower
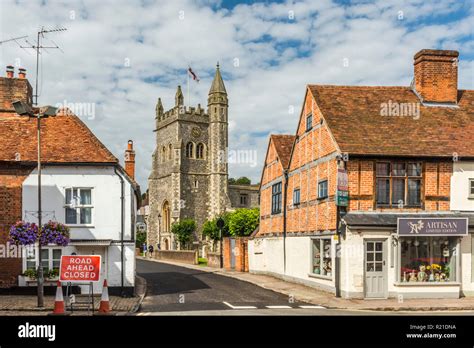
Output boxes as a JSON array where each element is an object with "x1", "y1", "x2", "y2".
[{"x1": 207, "y1": 63, "x2": 231, "y2": 217}]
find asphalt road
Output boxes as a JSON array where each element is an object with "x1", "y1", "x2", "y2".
[
  {"x1": 136, "y1": 259, "x2": 474, "y2": 316},
  {"x1": 137, "y1": 259, "x2": 314, "y2": 313}
]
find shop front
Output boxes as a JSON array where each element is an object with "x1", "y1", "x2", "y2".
[{"x1": 341, "y1": 213, "x2": 473, "y2": 299}]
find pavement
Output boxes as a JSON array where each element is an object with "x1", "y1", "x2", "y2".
[
  {"x1": 0, "y1": 275, "x2": 146, "y2": 315},
  {"x1": 137, "y1": 256, "x2": 474, "y2": 313}
]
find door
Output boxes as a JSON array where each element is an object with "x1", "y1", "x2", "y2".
[
  {"x1": 364, "y1": 240, "x2": 387, "y2": 298},
  {"x1": 230, "y1": 238, "x2": 236, "y2": 269}
]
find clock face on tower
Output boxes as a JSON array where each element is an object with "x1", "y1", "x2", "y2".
[{"x1": 191, "y1": 127, "x2": 201, "y2": 138}]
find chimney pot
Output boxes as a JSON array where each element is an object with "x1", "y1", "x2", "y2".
[
  {"x1": 18, "y1": 68, "x2": 26, "y2": 79},
  {"x1": 6, "y1": 65, "x2": 14, "y2": 78}
]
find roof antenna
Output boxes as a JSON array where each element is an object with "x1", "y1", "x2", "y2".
[{"x1": 19, "y1": 26, "x2": 68, "y2": 106}]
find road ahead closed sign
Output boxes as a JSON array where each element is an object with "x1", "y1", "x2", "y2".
[{"x1": 59, "y1": 255, "x2": 101, "y2": 282}]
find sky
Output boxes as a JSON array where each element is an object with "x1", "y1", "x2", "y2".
[{"x1": 0, "y1": 0, "x2": 473, "y2": 190}]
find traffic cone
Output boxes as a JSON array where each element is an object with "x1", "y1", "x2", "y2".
[
  {"x1": 98, "y1": 279, "x2": 110, "y2": 313},
  {"x1": 48, "y1": 281, "x2": 70, "y2": 316}
]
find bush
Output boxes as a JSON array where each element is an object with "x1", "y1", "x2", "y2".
[
  {"x1": 228, "y1": 208, "x2": 259, "y2": 237},
  {"x1": 202, "y1": 213, "x2": 231, "y2": 242},
  {"x1": 136, "y1": 230, "x2": 146, "y2": 248},
  {"x1": 171, "y1": 219, "x2": 196, "y2": 249}
]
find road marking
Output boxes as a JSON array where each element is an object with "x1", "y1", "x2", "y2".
[
  {"x1": 223, "y1": 302, "x2": 257, "y2": 310},
  {"x1": 298, "y1": 305, "x2": 326, "y2": 309},
  {"x1": 265, "y1": 305, "x2": 292, "y2": 309}
]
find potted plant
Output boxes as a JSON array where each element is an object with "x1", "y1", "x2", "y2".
[{"x1": 23, "y1": 269, "x2": 38, "y2": 280}]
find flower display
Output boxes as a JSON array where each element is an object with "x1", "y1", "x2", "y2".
[
  {"x1": 39, "y1": 221, "x2": 70, "y2": 246},
  {"x1": 8, "y1": 221, "x2": 39, "y2": 246}
]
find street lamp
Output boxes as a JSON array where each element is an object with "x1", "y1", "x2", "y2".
[
  {"x1": 157, "y1": 212, "x2": 161, "y2": 250},
  {"x1": 13, "y1": 100, "x2": 58, "y2": 308}
]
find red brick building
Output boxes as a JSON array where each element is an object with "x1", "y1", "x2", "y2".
[{"x1": 250, "y1": 49, "x2": 474, "y2": 299}]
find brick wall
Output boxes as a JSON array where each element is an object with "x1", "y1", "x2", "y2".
[
  {"x1": 0, "y1": 76, "x2": 33, "y2": 111},
  {"x1": 153, "y1": 249, "x2": 198, "y2": 265},
  {"x1": 223, "y1": 237, "x2": 249, "y2": 272},
  {"x1": 414, "y1": 49, "x2": 458, "y2": 104},
  {"x1": 0, "y1": 164, "x2": 34, "y2": 288}
]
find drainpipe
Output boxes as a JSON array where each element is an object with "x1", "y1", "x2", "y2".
[
  {"x1": 114, "y1": 167, "x2": 125, "y2": 297},
  {"x1": 283, "y1": 169, "x2": 289, "y2": 274}
]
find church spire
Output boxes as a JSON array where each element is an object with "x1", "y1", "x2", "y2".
[
  {"x1": 175, "y1": 85, "x2": 184, "y2": 106},
  {"x1": 155, "y1": 97, "x2": 163, "y2": 119},
  {"x1": 208, "y1": 62, "x2": 227, "y2": 96}
]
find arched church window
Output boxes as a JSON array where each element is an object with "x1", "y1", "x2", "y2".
[
  {"x1": 196, "y1": 143, "x2": 205, "y2": 159},
  {"x1": 186, "y1": 142, "x2": 194, "y2": 158},
  {"x1": 161, "y1": 146, "x2": 166, "y2": 163},
  {"x1": 168, "y1": 144, "x2": 172, "y2": 160}
]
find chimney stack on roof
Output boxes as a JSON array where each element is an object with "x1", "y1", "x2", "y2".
[
  {"x1": 125, "y1": 140, "x2": 136, "y2": 180},
  {"x1": 414, "y1": 49, "x2": 459, "y2": 104},
  {"x1": 6, "y1": 65, "x2": 14, "y2": 78}
]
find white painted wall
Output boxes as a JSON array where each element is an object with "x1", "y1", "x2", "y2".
[
  {"x1": 21, "y1": 165, "x2": 137, "y2": 290},
  {"x1": 451, "y1": 161, "x2": 474, "y2": 211},
  {"x1": 249, "y1": 236, "x2": 335, "y2": 292}
]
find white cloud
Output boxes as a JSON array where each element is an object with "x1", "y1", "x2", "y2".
[{"x1": 0, "y1": 0, "x2": 472, "y2": 189}]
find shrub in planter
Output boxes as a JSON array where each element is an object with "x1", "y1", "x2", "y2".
[
  {"x1": 23, "y1": 269, "x2": 38, "y2": 279},
  {"x1": 8, "y1": 221, "x2": 39, "y2": 246},
  {"x1": 39, "y1": 221, "x2": 70, "y2": 246}
]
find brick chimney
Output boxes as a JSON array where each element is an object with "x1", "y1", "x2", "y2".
[
  {"x1": 125, "y1": 140, "x2": 136, "y2": 180},
  {"x1": 0, "y1": 65, "x2": 33, "y2": 111},
  {"x1": 414, "y1": 49, "x2": 459, "y2": 104}
]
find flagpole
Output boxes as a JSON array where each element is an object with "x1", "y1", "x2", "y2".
[{"x1": 187, "y1": 69, "x2": 190, "y2": 106}]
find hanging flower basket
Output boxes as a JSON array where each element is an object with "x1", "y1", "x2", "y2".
[
  {"x1": 39, "y1": 221, "x2": 70, "y2": 246},
  {"x1": 8, "y1": 221, "x2": 39, "y2": 246}
]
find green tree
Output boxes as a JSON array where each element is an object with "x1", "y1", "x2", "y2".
[
  {"x1": 135, "y1": 229, "x2": 146, "y2": 248},
  {"x1": 235, "y1": 176, "x2": 251, "y2": 185},
  {"x1": 228, "y1": 208, "x2": 259, "y2": 237},
  {"x1": 228, "y1": 177, "x2": 236, "y2": 185},
  {"x1": 202, "y1": 213, "x2": 230, "y2": 242},
  {"x1": 171, "y1": 219, "x2": 196, "y2": 249}
]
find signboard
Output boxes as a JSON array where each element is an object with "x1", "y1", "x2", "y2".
[
  {"x1": 397, "y1": 218, "x2": 468, "y2": 237},
  {"x1": 336, "y1": 168, "x2": 349, "y2": 207},
  {"x1": 59, "y1": 255, "x2": 101, "y2": 282}
]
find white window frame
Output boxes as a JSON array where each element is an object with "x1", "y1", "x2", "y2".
[
  {"x1": 23, "y1": 246, "x2": 62, "y2": 273},
  {"x1": 64, "y1": 187, "x2": 94, "y2": 226},
  {"x1": 469, "y1": 178, "x2": 474, "y2": 199}
]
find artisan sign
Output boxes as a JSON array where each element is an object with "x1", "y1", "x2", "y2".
[
  {"x1": 59, "y1": 255, "x2": 101, "y2": 282},
  {"x1": 398, "y1": 218, "x2": 468, "y2": 236}
]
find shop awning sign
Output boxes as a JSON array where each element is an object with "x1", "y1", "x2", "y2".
[
  {"x1": 397, "y1": 218, "x2": 468, "y2": 236},
  {"x1": 59, "y1": 255, "x2": 101, "y2": 282}
]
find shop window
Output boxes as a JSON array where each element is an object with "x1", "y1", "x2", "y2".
[
  {"x1": 271, "y1": 182, "x2": 282, "y2": 214},
  {"x1": 312, "y1": 238, "x2": 332, "y2": 277},
  {"x1": 400, "y1": 237, "x2": 457, "y2": 282},
  {"x1": 293, "y1": 188, "x2": 300, "y2": 206},
  {"x1": 318, "y1": 180, "x2": 328, "y2": 199},
  {"x1": 376, "y1": 162, "x2": 422, "y2": 207},
  {"x1": 65, "y1": 188, "x2": 93, "y2": 225}
]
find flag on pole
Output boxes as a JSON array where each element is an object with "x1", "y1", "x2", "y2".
[{"x1": 188, "y1": 66, "x2": 200, "y2": 82}]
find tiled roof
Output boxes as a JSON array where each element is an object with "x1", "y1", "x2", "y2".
[
  {"x1": 0, "y1": 110, "x2": 118, "y2": 164},
  {"x1": 309, "y1": 85, "x2": 474, "y2": 158},
  {"x1": 271, "y1": 134, "x2": 295, "y2": 169}
]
